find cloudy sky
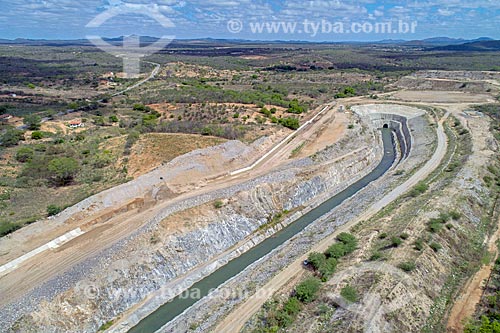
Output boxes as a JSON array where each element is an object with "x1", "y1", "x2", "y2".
[{"x1": 0, "y1": 0, "x2": 498, "y2": 41}]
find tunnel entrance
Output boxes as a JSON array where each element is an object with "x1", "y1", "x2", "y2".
[{"x1": 383, "y1": 124, "x2": 389, "y2": 129}]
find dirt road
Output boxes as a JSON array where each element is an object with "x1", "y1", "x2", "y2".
[
  {"x1": 214, "y1": 112, "x2": 450, "y2": 333},
  {"x1": 446, "y1": 215, "x2": 500, "y2": 332},
  {"x1": 112, "y1": 61, "x2": 161, "y2": 97}
]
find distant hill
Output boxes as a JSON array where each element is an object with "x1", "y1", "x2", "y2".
[
  {"x1": 403, "y1": 37, "x2": 494, "y2": 46},
  {"x1": 430, "y1": 40, "x2": 500, "y2": 51},
  {"x1": 0, "y1": 36, "x2": 497, "y2": 50}
]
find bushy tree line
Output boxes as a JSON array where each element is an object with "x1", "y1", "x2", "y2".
[
  {"x1": 308, "y1": 232, "x2": 358, "y2": 281},
  {"x1": 259, "y1": 233, "x2": 358, "y2": 331}
]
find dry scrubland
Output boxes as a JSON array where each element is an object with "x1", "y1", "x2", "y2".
[{"x1": 0, "y1": 41, "x2": 499, "y2": 333}]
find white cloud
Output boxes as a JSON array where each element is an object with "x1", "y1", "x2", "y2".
[
  {"x1": 437, "y1": 8, "x2": 454, "y2": 16},
  {"x1": 0, "y1": 0, "x2": 498, "y2": 39}
]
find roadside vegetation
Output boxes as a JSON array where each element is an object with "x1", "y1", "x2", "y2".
[{"x1": 253, "y1": 234, "x2": 358, "y2": 331}]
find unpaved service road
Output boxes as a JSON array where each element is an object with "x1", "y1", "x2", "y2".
[{"x1": 214, "y1": 111, "x2": 450, "y2": 333}]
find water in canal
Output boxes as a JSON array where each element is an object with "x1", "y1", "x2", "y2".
[{"x1": 129, "y1": 128, "x2": 396, "y2": 333}]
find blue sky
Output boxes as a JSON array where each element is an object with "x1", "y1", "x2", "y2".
[{"x1": 0, "y1": 0, "x2": 498, "y2": 41}]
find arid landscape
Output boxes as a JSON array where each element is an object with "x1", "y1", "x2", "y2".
[{"x1": 0, "y1": 33, "x2": 500, "y2": 333}]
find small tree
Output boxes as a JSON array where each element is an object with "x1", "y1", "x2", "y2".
[
  {"x1": 133, "y1": 103, "x2": 147, "y2": 112},
  {"x1": 1, "y1": 128, "x2": 25, "y2": 147},
  {"x1": 390, "y1": 236, "x2": 403, "y2": 248},
  {"x1": 318, "y1": 257, "x2": 337, "y2": 281},
  {"x1": 288, "y1": 99, "x2": 306, "y2": 114},
  {"x1": 295, "y1": 277, "x2": 321, "y2": 303},
  {"x1": 326, "y1": 243, "x2": 346, "y2": 259},
  {"x1": 48, "y1": 157, "x2": 80, "y2": 186},
  {"x1": 341, "y1": 285, "x2": 359, "y2": 303},
  {"x1": 308, "y1": 252, "x2": 327, "y2": 270},
  {"x1": 47, "y1": 205, "x2": 62, "y2": 216},
  {"x1": 337, "y1": 233, "x2": 358, "y2": 254},
  {"x1": 283, "y1": 297, "x2": 302, "y2": 316},
  {"x1": 23, "y1": 114, "x2": 42, "y2": 130},
  {"x1": 398, "y1": 261, "x2": 416, "y2": 272},
  {"x1": 16, "y1": 147, "x2": 34, "y2": 163},
  {"x1": 31, "y1": 131, "x2": 43, "y2": 140},
  {"x1": 278, "y1": 117, "x2": 300, "y2": 130}
]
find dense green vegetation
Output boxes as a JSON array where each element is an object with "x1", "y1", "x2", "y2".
[{"x1": 308, "y1": 232, "x2": 358, "y2": 281}]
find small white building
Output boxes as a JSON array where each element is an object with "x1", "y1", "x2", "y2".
[{"x1": 68, "y1": 120, "x2": 84, "y2": 128}]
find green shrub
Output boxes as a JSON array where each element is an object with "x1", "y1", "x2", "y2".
[
  {"x1": 335, "y1": 86, "x2": 356, "y2": 98},
  {"x1": 390, "y1": 236, "x2": 403, "y2": 247},
  {"x1": 283, "y1": 297, "x2": 302, "y2": 317},
  {"x1": 278, "y1": 117, "x2": 300, "y2": 130},
  {"x1": 464, "y1": 316, "x2": 500, "y2": 333},
  {"x1": 379, "y1": 232, "x2": 388, "y2": 239},
  {"x1": 318, "y1": 258, "x2": 338, "y2": 281},
  {"x1": 16, "y1": 147, "x2": 34, "y2": 163},
  {"x1": 337, "y1": 233, "x2": 358, "y2": 254},
  {"x1": 133, "y1": 103, "x2": 147, "y2": 111},
  {"x1": 1, "y1": 128, "x2": 25, "y2": 147},
  {"x1": 34, "y1": 144, "x2": 47, "y2": 152},
  {"x1": 369, "y1": 251, "x2": 383, "y2": 261},
  {"x1": 398, "y1": 261, "x2": 416, "y2": 272},
  {"x1": 97, "y1": 320, "x2": 114, "y2": 332},
  {"x1": 0, "y1": 222, "x2": 21, "y2": 237},
  {"x1": 288, "y1": 99, "x2": 306, "y2": 114},
  {"x1": 308, "y1": 252, "x2": 327, "y2": 270},
  {"x1": 428, "y1": 222, "x2": 443, "y2": 233},
  {"x1": 23, "y1": 114, "x2": 41, "y2": 130},
  {"x1": 414, "y1": 239, "x2": 424, "y2": 251},
  {"x1": 409, "y1": 182, "x2": 429, "y2": 197},
  {"x1": 325, "y1": 243, "x2": 346, "y2": 259},
  {"x1": 438, "y1": 212, "x2": 451, "y2": 222},
  {"x1": 214, "y1": 200, "x2": 224, "y2": 209},
  {"x1": 47, "y1": 205, "x2": 62, "y2": 217},
  {"x1": 0, "y1": 190, "x2": 10, "y2": 201},
  {"x1": 430, "y1": 242, "x2": 442, "y2": 252},
  {"x1": 400, "y1": 233, "x2": 410, "y2": 240},
  {"x1": 295, "y1": 278, "x2": 321, "y2": 303},
  {"x1": 450, "y1": 211, "x2": 462, "y2": 220},
  {"x1": 340, "y1": 285, "x2": 359, "y2": 303},
  {"x1": 31, "y1": 131, "x2": 44, "y2": 140},
  {"x1": 47, "y1": 157, "x2": 80, "y2": 186},
  {"x1": 142, "y1": 114, "x2": 158, "y2": 127},
  {"x1": 427, "y1": 215, "x2": 450, "y2": 233}
]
